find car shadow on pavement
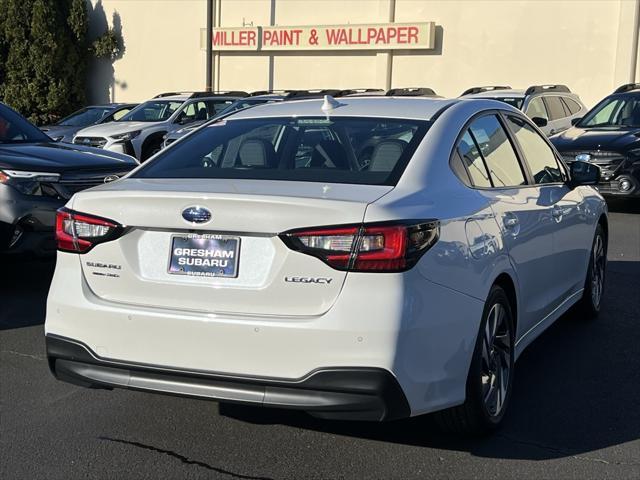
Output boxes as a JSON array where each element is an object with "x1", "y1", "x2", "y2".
[
  {"x1": 221, "y1": 259, "x2": 640, "y2": 462},
  {"x1": 0, "y1": 257, "x2": 55, "y2": 330}
]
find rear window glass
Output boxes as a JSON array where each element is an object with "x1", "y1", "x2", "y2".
[
  {"x1": 135, "y1": 117, "x2": 430, "y2": 186},
  {"x1": 562, "y1": 97, "x2": 582, "y2": 115}
]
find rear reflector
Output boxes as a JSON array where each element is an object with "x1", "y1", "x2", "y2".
[
  {"x1": 55, "y1": 208, "x2": 124, "y2": 253},
  {"x1": 280, "y1": 221, "x2": 439, "y2": 272}
]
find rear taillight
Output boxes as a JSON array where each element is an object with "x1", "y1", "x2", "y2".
[
  {"x1": 55, "y1": 208, "x2": 124, "y2": 253},
  {"x1": 280, "y1": 221, "x2": 439, "y2": 272}
]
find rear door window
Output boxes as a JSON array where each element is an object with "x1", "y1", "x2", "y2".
[
  {"x1": 135, "y1": 117, "x2": 430, "y2": 186},
  {"x1": 468, "y1": 115, "x2": 526, "y2": 187},
  {"x1": 525, "y1": 97, "x2": 548, "y2": 120},
  {"x1": 543, "y1": 96, "x2": 568, "y2": 120}
]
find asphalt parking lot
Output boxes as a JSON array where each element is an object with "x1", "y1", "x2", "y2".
[{"x1": 1, "y1": 201, "x2": 639, "y2": 480}]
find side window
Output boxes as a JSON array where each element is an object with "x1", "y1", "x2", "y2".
[
  {"x1": 468, "y1": 115, "x2": 526, "y2": 187},
  {"x1": 525, "y1": 97, "x2": 548, "y2": 120},
  {"x1": 506, "y1": 115, "x2": 564, "y2": 184},
  {"x1": 208, "y1": 100, "x2": 234, "y2": 115},
  {"x1": 543, "y1": 96, "x2": 568, "y2": 121},
  {"x1": 562, "y1": 97, "x2": 581, "y2": 115},
  {"x1": 112, "y1": 108, "x2": 131, "y2": 121},
  {"x1": 454, "y1": 130, "x2": 491, "y2": 187},
  {"x1": 178, "y1": 102, "x2": 196, "y2": 123}
]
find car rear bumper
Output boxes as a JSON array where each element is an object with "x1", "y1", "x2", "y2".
[
  {"x1": 46, "y1": 252, "x2": 485, "y2": 417},
  {"x1": 46, "y1": 334, "x2": 410, "y2": 421}
]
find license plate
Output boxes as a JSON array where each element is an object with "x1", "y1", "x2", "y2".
[{"x1": 168, "y1": 234, "x2": 240, "y2": 278}]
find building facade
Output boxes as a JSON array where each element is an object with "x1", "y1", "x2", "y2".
[{"x1": 89, "y1": 0, "x2": 640, "y2": 108}]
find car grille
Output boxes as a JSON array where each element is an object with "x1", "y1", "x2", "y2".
[
  {"x1": 73, "y1": 136, "x2": 108, "y2": 148},
  {"x1": 42, "y1": 170, "x2": 131, "y2": 200},
  {"x1": 560, "y1": 150, "x2": 626, "y2": 180}
]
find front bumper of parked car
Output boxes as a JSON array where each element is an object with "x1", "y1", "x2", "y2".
[{"x1": 561, "y1": 152, "x2": 640, "y2": 198}]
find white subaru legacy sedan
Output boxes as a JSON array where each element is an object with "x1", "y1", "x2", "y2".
[{"x1": 45, "y1": 96, "x2": 607, "y2": 434}]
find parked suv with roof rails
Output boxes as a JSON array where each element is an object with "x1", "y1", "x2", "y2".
[
  {"x1": 73, "y1": 92, "x2": 248, "y2": 161},
  {"x1": 162, "y1": 94, "x2": 287, "y2": 149},
  {"x1": 161, "y1": 89, "x2": 385, "y2": 149},
  {"x1": 461, "y1": 85, "x2": 587, "y2": 137},
  {"x1": 550, "y1": 83, "x2": 640, "y2": 198}
]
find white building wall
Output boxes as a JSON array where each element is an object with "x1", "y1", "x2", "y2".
[{"x1": 91, "y1": 0, "x2": 640, "y2": 108}]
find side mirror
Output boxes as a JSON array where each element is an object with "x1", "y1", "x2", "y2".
[
  {"x1": 178, "y1": 116, "x2": 194, "y2": 125},
  {"x1": 569, "y1": 160, "x2": 600, "y2": 188},
  {"x1": 531, "y1": 117, "x2": 548, "y2": 128},
  {"x1": 571, "y1": 117, "x2": 583, "y2": 126}
]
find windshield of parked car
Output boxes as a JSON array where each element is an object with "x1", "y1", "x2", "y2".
[
  {"x1": 579, "y1": 94, "x2": 640, "y2": 128},
  {"x1": 135, "y1": 117, "x2": 430, "y2": 186},
  {"x1": 56, "y1": 107, "x2": 112, "y2": 127},
  {"x1": 120, "y1": 100, "x2": 183, "y2": 122},
  {"x1": 490, "y1": 97, "x2": 524, "y2": 109},
  {"x1": 0, "y1": 104, "x2": 51, "y2": 144}
]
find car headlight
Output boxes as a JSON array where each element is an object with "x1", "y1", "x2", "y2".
[
  {"x1": 111, "y1": 130, "x2": 141, "y2": 141},
  {"x1": 0, "y1": 169, "x2": 60, "y2": 196}
]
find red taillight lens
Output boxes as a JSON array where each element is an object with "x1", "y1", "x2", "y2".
[
  {"x1": 281, "y1": 221, "x2": 439, "y2": 272},
  {"x1": 55, "y1": 208, "x2": 123, "y2": 253}
]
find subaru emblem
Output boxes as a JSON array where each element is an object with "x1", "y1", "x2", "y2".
[
  {"x1": 575, "y1": 153, "x2": 592, "y2": 162},
  {"x1": 182, "y1": 206, "x2": 212, "y2": 224}
]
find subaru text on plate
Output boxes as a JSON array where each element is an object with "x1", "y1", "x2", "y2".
[{"x1": 45, "y1": 95, "x2": 607, "y2": 435}]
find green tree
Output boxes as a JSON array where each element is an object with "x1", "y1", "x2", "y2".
[{"x1": 0, "y1": 0, "x2": 118, "y2": 124}]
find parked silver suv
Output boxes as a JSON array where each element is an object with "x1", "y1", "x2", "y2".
[
  {"x1": 461, "y1": 85, "x2": 587, "y2": 136},
  {"x1": 73, "y1": 92, "x2": 247, "y2": 161}
]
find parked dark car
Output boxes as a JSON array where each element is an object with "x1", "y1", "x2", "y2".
[
  {"x1": 0, "y1": 102, "x2": 138, "y2": 255},
  {"x1": 550, "y1": 83, "x2": 640, "y2": 198},
  {"x1": 40, "y1": 103, "x2": 138, "y2": 143}
]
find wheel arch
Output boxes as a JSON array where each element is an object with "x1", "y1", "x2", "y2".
[
  {"x1": 141, "y1": 131, "x2": 168, "y2": 160},
  {"x1": 598, "y1": 213, "x2": 608, "y2": 243},
  {"x1": 493, "y1": 272, "x2": 518, "y2": 334}
]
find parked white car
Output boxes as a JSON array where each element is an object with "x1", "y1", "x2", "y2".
[
  {"x1": 46, "y1": 96, "x2": 607, "y2": 434},
  {"x1": 73, "y1": 92, "x2": 247, "y2": 161}
]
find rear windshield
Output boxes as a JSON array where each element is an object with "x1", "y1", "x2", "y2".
[{"x1": 134, "y1": 116, "x2": 430, "y2": 186}]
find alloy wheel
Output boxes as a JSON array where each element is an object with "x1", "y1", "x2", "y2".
[
  {"x1": 481, "y1": 303, "x2": 512, "y2": 417},
  {"x1": 590, "y1": 234, "x2": 606, "y2": 309}
]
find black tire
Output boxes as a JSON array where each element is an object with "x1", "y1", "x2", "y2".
[
  {"x1": 435, "y1": 285, "x2": 515, "y2": 436},
  {"x1": 575, "y1": 223, "x2": 607, "y2": 319}
]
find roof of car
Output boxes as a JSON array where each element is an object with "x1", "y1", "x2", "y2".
[{"x1": 226, "y1": 96, "x2": 457, "y2": 121}]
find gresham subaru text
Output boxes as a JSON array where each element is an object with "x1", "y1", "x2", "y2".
[{"x1": 45, "y1": 95, "x2": 607, "y2": 435}]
